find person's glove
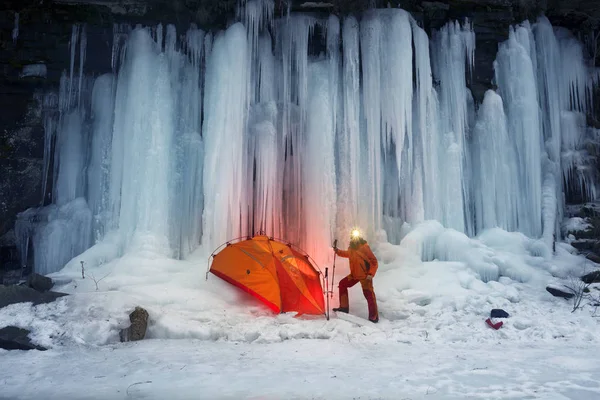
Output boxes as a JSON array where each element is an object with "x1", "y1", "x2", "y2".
[{"x1": 365, "y1": 275, "x2": 373, "y2": 281}]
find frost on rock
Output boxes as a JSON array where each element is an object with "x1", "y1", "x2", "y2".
[{"x1": 20, "y1": 64, "x2": 47, "y2": 78}]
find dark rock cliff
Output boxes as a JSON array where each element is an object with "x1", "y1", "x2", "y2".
[{"x1": 1, "y1": 0, "x2": 599, "y2": 271}]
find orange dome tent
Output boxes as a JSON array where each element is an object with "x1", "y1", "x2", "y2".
[{"x1": 207, "y1": 235, "x2": 326, "y2": 316}]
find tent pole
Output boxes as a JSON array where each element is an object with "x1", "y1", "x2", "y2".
[
  {"x1": 325, "y1": 267, "x2": 329, "y2": 320},
  {"x1": 331, "y1": 239, "x2": 337, "y2": 299}
]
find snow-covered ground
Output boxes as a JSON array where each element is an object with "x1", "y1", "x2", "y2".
[
  {"x1": 2, "y1": 222, "x2": 600, "y2": 399},
  {"x1": 3, "y1": 339, "x2": 600, "y2": 399}
]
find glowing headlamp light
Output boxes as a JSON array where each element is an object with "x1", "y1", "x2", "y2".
[{"x1": 351, "y1": 229, "x2": 361, "y2": 239}]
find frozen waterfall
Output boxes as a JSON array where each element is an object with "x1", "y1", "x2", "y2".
[{"x1": 14, "y1": 7, "x2": 600, "y2": 275}]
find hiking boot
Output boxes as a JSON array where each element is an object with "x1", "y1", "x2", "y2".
[
  {"x1": 333, "y1": 307, "x2": 349, "y2": 313},
  {"x1": 369, "y1": 317, "x2": 379, "y2": 323}
]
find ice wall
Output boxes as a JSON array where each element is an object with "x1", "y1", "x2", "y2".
[
  {"x1": 16, "y1": 6, "x2": 600, "y2": 276},
  {"x1": 484, "y1": 17, "x2": 600, "y2": 248}
]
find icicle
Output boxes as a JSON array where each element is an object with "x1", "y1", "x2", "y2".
[
  {"x1": 239, "y1": 0, "x2": 274, "y2": 50},
  {"x1": 381, "y1": 10, "x2": 413, "y2": 225},
  {"x1": 54, "y1": 111, "x2": 86, "y2": 207},
  {"x1": 431, "y1": 19, "x2": 475, "y2": 234},
  {"x1": 12, "y1": 12, "x2": 19, "y2": 44},
  {"x1": 40, "y1": 92, "x2": 58, "y2": 205},
  {"x1": 78, "y1": 25, "x2": 87, "y2": 109},
  {"x1": 112, "y1": 24, "x2": 131, "y2": 73},
  {"x1": 68, "y1": 25, "x2": 79, "y2": 110},
  {"x1": 110, "y1": 27, "x2": 177, "y2": 255},
  {"x1": 411, "y1": 20, "x2": 435, "y2": 223},
  {"x1": 87, "y1": 74, "x2": 115, "y2": 243},
  {"x1": 202, "y1": 23, "x2": 249, "y2": 252},
  {"x1": 359, "y1": 9, "x2": 414, "y2": 236},
  {"x1": 249, "y1": 32, "x2": 282, "y2": 239},
  {"x1": 249, "y1": 102, "x2": 280, "y2": 237},
  {"x1": 359, "y1": 10, "x2": 384, "y2": 237},
  {"x1": 178, "y1": 132, "x2": 204, "y2": 259},
  {"x1": 275, "y1": 14, "x2": 318, "y2": 244},
  {"x1": 337, "y1": 16, "x2": 362, "y2": 245},
  {"x1": 303, "y1": 60, "x2": 337, "y2": 266},
  {"x1": 494, "y1": 24, "x2": 543, "y2": 237},
  {"x1": 185, "y1": 24, "x2": 205, "y2": 68},
  {"x1": 556, "y1": 27, "x2": 594, "y2": 113},
  {"x1": 258, "y1": 33, "x2": 275, "y2": 102},
  {"x1": 472, "y1": 90, "x2": 519, "y2": 233}
]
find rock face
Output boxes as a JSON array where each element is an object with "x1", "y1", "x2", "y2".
[
  {"x1": 120, "y1": 306, "x2": 149, "y2": 342},
  {"x1": 0, "y1": 0, "x2": 599, "y2": 271},
  {"x1": 0, "y1": 284, "x2": 67, "y2": 309},
  {"x1": 0, "y1": 326, "x2": 47, "y2": 351}
]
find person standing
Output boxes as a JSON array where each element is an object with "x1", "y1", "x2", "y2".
[{"x1": 332, "y1": 231, "x2": 379, "y2": 323}]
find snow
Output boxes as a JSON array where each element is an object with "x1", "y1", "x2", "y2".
[
  {"x1": 563, "y1": 217, "x2": 592, "y2": 233},
  {"x1": 4, "y1": 223, "x2": 597, "y2": 347},
  {"x1": 2, "y1": 225, "x2": 600, "y2": 398},
  {"x1": 4, "y1": 339, "x2": 600, "y2": 399}
]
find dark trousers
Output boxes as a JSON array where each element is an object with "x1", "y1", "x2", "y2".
[{"x1": 338, "y1": 274, "x2": 379, "y2": 321}]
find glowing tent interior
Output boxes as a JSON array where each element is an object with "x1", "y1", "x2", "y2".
[{"x1": 208, "y1": 235, "x2": 326, "y2": 316}]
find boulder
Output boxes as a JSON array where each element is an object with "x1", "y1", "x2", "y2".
[
  {"x1": 546, "y1": 286, "x2": 575, "y2": 299},
  {"x1": 0, "y1": 284, "x2": 67, "y2": 309},
  {"x1": 26, "y1": 273, "x2": 53, "y2": 292},
  {"x1": 120, "y1": 306, "x2": 149, "y2": 342},
  {"x1": 0, "y1": 326, "x2": 46, "y2": 351},
  {"x1": 585, "y1": 253, "x2": 600, "y2": 264},
  {"x1": 581, "y1": 270, "x2": 600, "y2": 284}
]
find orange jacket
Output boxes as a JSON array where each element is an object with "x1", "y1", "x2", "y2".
[{"x1": 335, "y1": 241, "x2": 378, "y2": 280}]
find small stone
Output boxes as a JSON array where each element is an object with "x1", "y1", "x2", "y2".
[{"x1": 120, "y1": 306, "x2": 149, "y2": 342}]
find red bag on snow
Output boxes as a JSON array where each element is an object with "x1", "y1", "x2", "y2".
[{"x1": 485, "y1": 318, "x2": 503, "y2": 330}]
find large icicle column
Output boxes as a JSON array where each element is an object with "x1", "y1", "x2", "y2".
[
  {"x1": 431, "y1": 20, "x2": 476, "y2": 236},
  {"x1": 202, "y1": 23, "x2": 249, "y2": 252},
  {"x1": 494, "y1": 23, "x2": 543, "y2": 238},
  {"x1": 110, "y1": 27, "x2": 176, "y2": 255},
  {"x1": 336, "y1": 16, "x2": 362, "y2": 246},
  {"x1": 472, "y1": 90, "x2": 520, "y2": 233},
  {"x1": 303, "y1": 59, "x2": 337, "y2": 265}
]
